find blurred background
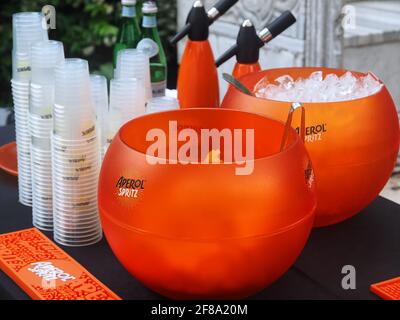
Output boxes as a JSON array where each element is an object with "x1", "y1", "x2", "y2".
[
  {"x1": 0, "y1": 0, "x2": 399, "y2": 198},
  {"x1": 0, "y1": 0, "x2": 178, "y2": 114}
]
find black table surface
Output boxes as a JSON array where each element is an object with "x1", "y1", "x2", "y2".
[{"x1": 0, "y1": 124, "x2": 399, "y2": 300}]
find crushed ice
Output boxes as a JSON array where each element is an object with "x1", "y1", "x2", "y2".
[{"x1": 254, "y1": 71, "x2": 383, "y2": 102}]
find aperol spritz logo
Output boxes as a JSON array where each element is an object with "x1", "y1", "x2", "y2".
[
  {"x1": 145, "y1": 121, "x2": 255, "y2": 176},
  {"x1": 28, "y1": 262, "x2": 75, "y2": 283},
  {"x1": 296, "y1": 123, "x2": 328, "y2": 143},
  {"x1": 116, "y1": 177, "x2": 145, "y2": 199}
]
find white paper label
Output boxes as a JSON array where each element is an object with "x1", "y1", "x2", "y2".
[
  {"x1": 142, "y1": 16, "x2": 157, "y2": 28},
  {"x1": 122, "y1": 6, "x2": 136, "y2": 18}
]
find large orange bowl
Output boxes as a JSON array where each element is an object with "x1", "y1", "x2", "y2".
[
  {"x1": 98, "y1": 108, "x2": 317, "y2": 299},
  {"x1": 222, "y1": 67, "x2": 400, "y2": 227}
]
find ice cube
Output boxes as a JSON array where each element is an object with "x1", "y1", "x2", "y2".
[
  {"x1": 253, "y1": 70, "x2": 382, "y2": 103},
  {"x1": 309, "y1": 71, "x2": 323, "y2": 82},
  {"x1": 254, "y1": 77, "x2": 269, "y2": 93},
  {"x1": 275, "y1": 75, "x2": 294, "y2": 90},
  {"x1": 324, "y1": 73, "x2": 339, "y2": 85},
  {"x1": 362, "y1": 73, "x2": 383, "y2": 95}
]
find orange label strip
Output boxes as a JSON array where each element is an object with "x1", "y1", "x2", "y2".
[
  {"x1": 370, "y1": 277, "x2": 400, "y2": 300},
  {"x1": 0, "y1": 228, "x2": 121, "y2": 300}
]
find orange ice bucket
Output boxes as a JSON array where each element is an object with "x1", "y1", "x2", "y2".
[
  {"x1": 98, "y1": 108, "x2": 317, "y2": 299},
  {"x1": 222, "y1": 67, "x2": 400, "y2": 227}
]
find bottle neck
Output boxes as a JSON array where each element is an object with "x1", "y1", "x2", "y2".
[
  {"x1": 122, "y1": 5, "x2": 137, "y2": 18},
  {"x1": 142, "y1": 13, "x2": 157, "y2": 29}
]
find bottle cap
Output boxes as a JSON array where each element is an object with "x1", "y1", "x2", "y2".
[
  {"x1": 236, "y1": 20, "x2": 264, "y2": 64},
  {"x1": 186, "y1": 1, "x2": 209, "y2": 41},
  {"x1": 142, "y1": 1, "x2": 158, "y2": 14},
  {"x1": 121, "y1": 0, "x2": 137, "y2": 5},
  {"x1": 170, "y1": 0, "x2": 238, "y2": 45}
]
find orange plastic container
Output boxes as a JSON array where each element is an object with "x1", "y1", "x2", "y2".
[
  {"x1": 178, "y1": 40, "x2": 220, "y2": 109},
  {"x1": 98, "y1": 108, "x2": 317, "y2": 299},
  {"x1": 232, "y1": 62, "x2": 261, "y2": 79},
  {"x1": 222, "y1": 67, "x2": 400, "y2": 227}
]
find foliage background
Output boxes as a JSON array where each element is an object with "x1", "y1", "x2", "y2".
[{"x1": 0, "y1": 0, "x2": 177, "y2": 107}]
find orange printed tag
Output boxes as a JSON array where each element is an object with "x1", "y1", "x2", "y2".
[
  {"x1": 0, "y1": 228, "x2": 121, "y2": 300},
  {"x1": 370, "y1": 277, "x2": 400, "y2": 300}
]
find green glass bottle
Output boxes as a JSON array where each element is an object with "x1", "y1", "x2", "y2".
[
  {"x1": 138, "y1": 1, "x2": 167, "y2": 97},
  {"x1": 136, "y1": 0, "x2": 143, "y2": 22},
  {"x1": 113, "y1": 0, "x2": 142, "y2": 68}
]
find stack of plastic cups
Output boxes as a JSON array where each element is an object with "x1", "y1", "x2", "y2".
[
  {"x1": 114, "y1": 49, "x2": 152, "y2": 102},
  {"x1": 106, "y1": 78, "x2": 146, "y2": 152},
  {"x1": 30, "y1": 40, "x2": 65, "y2": 231},
  {"x1": 146, "y1": 96, "x2": 180, "y2": 114},
  {"x1": 90, "y1": 75, "x2": 109, "y2": 160},
  {"x1": 52, "y1": 59, "x2": 102, "y2": 247},
  {"x1": 12, "y1": 12, "x2": 48, "y2": 206}
]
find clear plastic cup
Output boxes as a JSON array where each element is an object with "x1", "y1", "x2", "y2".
[
  {"x1": 52, "y1": 133, "x2": 97, "y2": 144},
  {"x1": 11, "y1": 86, "x2": 30, "y2": 95},
  {"x1": 31, "y1": 183, "x2": 53, "y2": 192},
  {"x1": 110, "y1": 78, "x2": 145, "y2": 112},
  {"x1": 52, "y1": 150, "x2": 98, "y2": 159},
  {"x1": 54, "y1": 218, "x2": 101, "y2": 230},
  {"x1": 33, "y1": 219, "x2": 53, "y2": 229},
  {"x1": 54, "y1": 227, "x2": 102, "y2": 239},
  {"x1": 14, "y1": 100, "x2": 33, "y2": 206},
  {"x1": 108, "y1": 78, "x2": 146, "y2": 141},
  {"x1": 54, "y1": 219, "x2": 100, "y2": 232},
  {"x1": 54, "y1": 228, "x2": 102, "y2": 240},
  {"x1": 54, "y1": 209, "x2": 99, "y2": 219},
  {"x1": 52, "y1": 160, "x2": 99, "y2": 170},
  {"x1": 12, "y1": 12, "x2": 48, "y2": 82},
  {"x1": 55, "y1": 60, "x2": 91, "y2": 97},
  {"x1": 54, "y1": 59, "x2": 94, "y2": 139},
  {"x1": 33, "y1": 221, "x2": 53, "y2": 232},
  {"x1": 115, "y1": 49, "x2": 152, "y2": 101},
  {"x1": 32, "y1": 193, "x2": 53, "y2": 202},
  {"x1": 90, "y1": 74, "x2": 109, "y2": 155},
  {"x1": 53, "y1": 182, "x2": 97, "y2": 192},
  {"x1": 53, "y1": 204, "x2": 98, "y2": 213},
  {"x1": 52, "y1": 151, "x2": 99, "y2": 161},
  {"x1": 33, "y1": 208, "x2": 53, "y2": 218},
  {"x1": 33, "y1": 216, "x2": 53, "y2": 224},
  {"x1": 146, "y1": 96, "x2": 180, "y2": 114},
  {"x1": 11, "y1": 79, "x2": 30, "y2": 88},
  {"x1": 33, "y1": 214, "x2": 53, "y2": 223},
  {"x1": 32, "y1": 207, "x2": 53, "y2": 215},
  {"x1": 31, "y1": 154, "x2": 52, "y2": 163},
  {"x1": 53, "y1": 233, "x2": 102, "y2": 247},
  {"x1": 90, "y1": 74, "x2": 108, "y2": 119},
  {"x1": 52, "y1": 142, "x2": 98, "y2": 153},
  {"x1": 52, "y1": 179, "x2": 99, "y2": 191},
  {"x1": 29, "y1": 88, "x2": 55, "y2": 117},
  {"x1": 13, "y1": 97, "x2": 30, "y2": 105},
  {"x1": 52, "y1": 166, "x2": 99, "y2": 178},
  {"x1": 53, "y1": 191, "x2": 97, "y2": 202},
  {"x1": 55, "y1": 233, "x2": 102, "y2": 246},
  {"x1": 31, "y1": 40, "x2": 64, "y2": 84},
  {"x1": 54, "y1": 218, "x2": 102, "y2": 234},
  {"x1": 32, "y1": 198, "x2": 52, "y2": 207},
  {"x1": 54, "y1": 212, "x2": 99, "y2": 221},
  {"x1": 53, "y1": 210, "x2": 100, "y2": 220}
]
